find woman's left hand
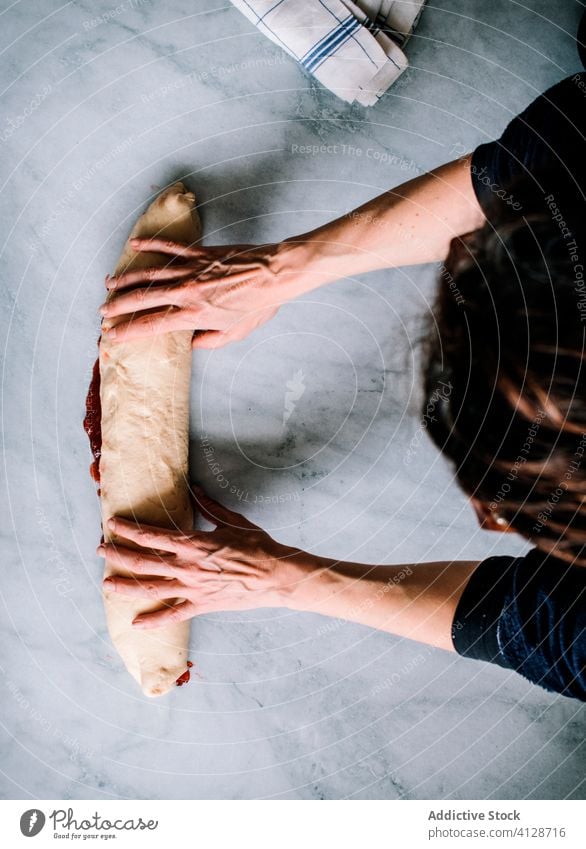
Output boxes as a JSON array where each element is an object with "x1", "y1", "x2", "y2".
[
  {"x1": 100, "y1": 239, "x2": 288, "y2": 349},
  {"x1": 97, "y1": 487, "x2": 298, "y2": 629}
]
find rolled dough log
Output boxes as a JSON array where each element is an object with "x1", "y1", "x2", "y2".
[{"x1": 100, "y1": 182, "x2": 200, "y2": 697}]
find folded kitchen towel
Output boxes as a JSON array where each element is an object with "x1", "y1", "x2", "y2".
[
  {"x1": 353, "y1": 0, "x2": 426, "y2": 45},
  {"x1": 229, "y1": 0, "x2": 426, "y2": 106}
]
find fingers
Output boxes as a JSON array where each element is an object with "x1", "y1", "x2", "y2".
[
  {"x1": 192, "y1": 330, "x2": 233, "y2": 350},
  {"x1": 106, "y1": 266, "x2": 195, "y2": 292},
  {"x1": 129, "y1": 238, "x2": 203, "y2": 258},
  {"x1": 98, "y1": 527, "x2": 217, "y2": 567},
  {"x1": 107, "y1": 517, "x2": 185, "y2": 552},
  {"x1": 103, "y1": 575, "x2": 184, "y2": 599},
  {"x1": 98, "y1": 542, "x2": 179, "y2": 576},
  {"x1": 101, "y1": 284, "x2": 188, "y2": 318},
  {"x1": 191, "y1": 485, "x2": 257, "y2": 530},
  {"x1": 191, "y1": 322, "x2": 253, "y2": 350},
  {"x1": 101, "y1": 307, "x2": 189, "y2": 342},
  {"x1": 132, "y1": 600, "x2": 198, "y2": 630},
  {"x1": 128, "y1": 239, "x2": 255, "y2": 259}
]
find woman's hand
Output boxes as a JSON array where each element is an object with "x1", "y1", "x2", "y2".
[
  {"x1": 100, "y1": 239, "x2": 301, "y2": 349},
  {"x1": 97, "y1": 487, "x2": 299, "y2": 629},
  {"x1": 99, "y1": 158, "x2": 486, "y2": 349}
]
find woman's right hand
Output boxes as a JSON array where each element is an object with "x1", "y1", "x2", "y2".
[
  {"x1": 99, "y1": 487, "x2": 302, "y2": 628},
  {"x1": 100, "y1": 239, "x2": 304, "y2": 349}
]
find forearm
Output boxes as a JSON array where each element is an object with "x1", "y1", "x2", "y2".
[
  {"x1": 274, "y1": 156, "x2": 485, "y2": 296},
  {"x1": 280, "y1": 552, "x2": 481, "y2": 652}
]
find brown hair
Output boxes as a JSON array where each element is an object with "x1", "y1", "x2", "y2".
[{"x1": 423, "y1": 197, "x2": 586, "y2": 566}]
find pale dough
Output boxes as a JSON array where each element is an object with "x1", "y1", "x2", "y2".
[{"x1": 100, "y1": 182, "x2": 200, "y2": 697}]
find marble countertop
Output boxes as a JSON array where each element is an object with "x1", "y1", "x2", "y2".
[{"x1": 1, "y1": 0, "x2": 584, "y2": 800}]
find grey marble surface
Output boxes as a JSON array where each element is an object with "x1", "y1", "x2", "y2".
[{"x1": 1, "y1": 0, "x2": 584, "y2": 800}]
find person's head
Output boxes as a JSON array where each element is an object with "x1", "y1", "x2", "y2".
[{"x1": 423, "y1": 191, "x2": 586, "y2": 566}]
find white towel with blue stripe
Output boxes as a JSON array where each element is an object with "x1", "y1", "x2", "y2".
[
  {"x1": 355, "y1": 1, "x2": 426, "y2": 45},
  {"x1": 230, "y1": 1, "x2": 426, "y2": 106}
]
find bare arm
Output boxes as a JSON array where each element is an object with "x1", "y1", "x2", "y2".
[
  {"x1": 101, "y1": 157, "x2": 485, "y2": 347},
  {"x1": 282, "y1": 554, "x2": 480, "y2": 652},
  {"x1": 280, "y1": 154, "x2": 485, "y2": 286}
]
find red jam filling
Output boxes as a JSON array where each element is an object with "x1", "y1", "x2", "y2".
[
  {"x1": 175, "y1": 660, "x2": 194, "y2": 687},
  {"x1": 83, "y1": 355, "x2": 102, "y2": 484}
]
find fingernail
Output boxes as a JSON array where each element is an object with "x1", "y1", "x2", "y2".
[
  {"x1": 108, "y1": 518, "x2": 116, "y2": 529},
  {"x1": 132, "y1": 618, "x2": 146, "y2": 629},
  {"x1": 99, "y1": 304, "x2": 108, "y2": 315},
  {"x1": 106, "y1": 276, "x2": 116, "y2": 290},
  {"x1": 96, "y1": 544, "x2": 105, "y2": 555},
  {"x1": 130, "y1": 238, "x2": 140, "y2": 247},
  {"x1": 107, "y1": 328, "x2": 117, "y2": 340},
  {"x1": 103, "y1": 577, "x2": 113, "y2": 585}
]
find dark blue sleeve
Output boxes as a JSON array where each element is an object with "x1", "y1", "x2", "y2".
[
  {"x1": 470, "y1": 73, "x2": 586, "y2": 218},
  {"x1": 452, "y1": 549, "x2": 586, "y2": 700}
]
